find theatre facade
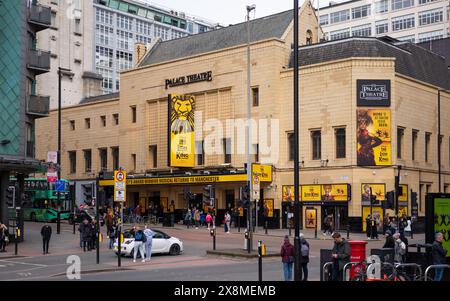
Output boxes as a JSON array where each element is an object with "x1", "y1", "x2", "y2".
[{"x1": 35, "y1": 1, "x2": 450, "y2": 231}]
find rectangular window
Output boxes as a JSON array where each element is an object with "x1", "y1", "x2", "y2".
[
  {"x1": 116, "y1": 30, "x2": 133, "y2": 51},
  {"x1": 419, "y1": 0, "x2": 438, "y2": 4},
  {"x1": 51, "y1": 11, "x2": 57, "y2": 27},
  {"x1": 311, "y1": 130, "x2": 321, "y2": 160},
  {"x1": 418, "y1": 30, "x2": 444, "y2": 42},
  {"x1": 70, "y1": 120, "x2": 75, "y2": 131},
  {"x1": 335, "y1": 128, "x2": 346, "y2": 158},
  {"x1": 392, "y1": 14, "x2": 415, "y2": 31},
  {"x1": 149, "y1": 145, "x2": 157, "y2": 168},
  {"x1": 252, "y1": 87, "x2": 259, "y2": 107},
  {"x1": 375, "y1": 0, "x2": 388, "y2": 13},
  {"x1": 352, "y1": 24, "x2": 372, "y2": 37},
  {"x1": 288, "y1": 133, "x2": 295, "y2": 161},
  {"x1": 196, "y1": 141, "x2": 204, "y2": 166},
  {"x1": 419, "y1": 184, "x2": 424, "y2": 212},
  {"x1": 412, "y1": 130, "x2": 418, "y2": 160},
  {"x1": 376, "y1": 20, "x2": 389, "y2": 34},
  {"x1": 95, "y1": 8, "x2": 113, "y2": 25},
  {"x1": 319, "y1": 14, "x2": 329, "y2": 26},
  {"x1": 131, "y1": 106, "x2": 136, "y2": 123},
  {"x1": 101, "y1": 115, "x2": 106, "y2": 127},
  {"x1": 392, "y1": 0, "x2": 415, "y2": 11},
  {"x1": 223, "y1": 138, "x2": 232, "y2": 164},
  {"x1": 116, "y1": 51, "x2": 133, "y2": 71},
  {"x1": 99, "y1": 148, "x2": 107, "y2": 170},
  {"x1": 419, "y1": 9, "x2": 443, "y2": 26},
  {"x1": 253, "y1": 144, "x2": 259, "y2": 163},
  {"x1": 113, "y1": 113, "x2": 119, "y2": 125},
  {"x1": 131, "y1": 154, "x2": 136, "y2": 171},
  {"x1": 330, "y1": 10, "x2": 350, "y2": 24},
  {"x1": 95, "y1": 46, "x2": 113, "y2": 68},
  {"x1": 74, "y1": 18, "x2": 81, "y2": 34},
  {"x1": 69, "y1": 151, "x2": 77, "y2": 174},
  {"x1": 425, "y1": 132, "x2": 431, "y2": 162},
  {"x1": 352, "y1": 5, "x2": 371, "y2": 19},
  {"x1": 84, "y1": 149, "x2": 92, "y2": 172},
  {"x1": 111, "y1": 147, "x2": 119, "y2": 170},
  {"x1": 330, "y1": 28, "x2": 350, "y2": 40},
  {"x1": 95, "y1": 24, "x2": 114, "y2": 46},
  {"x1": 85, "y1": 118, "x2": 90, "y2": 129},
  {"x1": 397, "y1": 127, "x2": 404, "y2": 159}
]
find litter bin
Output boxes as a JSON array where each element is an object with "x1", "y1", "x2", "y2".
[
  {"x1": 349, "y1": 240, "x2": 367, "y2": 279},
  {"x1": 320, "y1": 249, "x2": 333, "y2": 281}
]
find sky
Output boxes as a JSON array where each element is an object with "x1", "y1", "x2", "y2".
[{"x1": 147, "y1": 0, "x2": 315, "y2": 26}]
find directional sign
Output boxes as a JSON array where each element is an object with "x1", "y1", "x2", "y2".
[
  {"x1": 55, "y1": 180, "x2": 65, "y2": 192},
  {"x1": 114, "y1": 170, "x2": 126, "y2": 202}
]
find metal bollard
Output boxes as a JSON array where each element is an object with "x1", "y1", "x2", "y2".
[
  {"x1": 346, "y1": 224, "x2": 350, "y2": 239},
  {"x1": 265, "y1": 221, "x2": 268, "y2": 235},
  {"x1": 322, "y1": 262, "x2": 333, "y2": 281}
]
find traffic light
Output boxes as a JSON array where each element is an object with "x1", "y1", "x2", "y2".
[
  {"x1": 6, "y1": 186, "x2": 15, "y2": 208},
  {"x1": 395, "y1": 176, "x2": 402, "y2": 196},
  {"x1": 411, "y1": 191, "x2": 418, "y2": 207},
  {"x1": 385, "y1": 191, "x2": 395, "y2": 209},
  {"x1": 241, "y1": 185, "x2": 249, "y2": 207},
  {"x1": 203, "y1": 185, "x2": 213, "y2": 205}
]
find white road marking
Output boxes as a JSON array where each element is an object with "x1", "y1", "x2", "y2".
[{"x1": 0, "y1": 260, "x2": 47, "y2": 267}]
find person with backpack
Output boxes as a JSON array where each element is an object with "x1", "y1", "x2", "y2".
[
  {"x1": 143, "y1": 225, "x2": 153, "y2": 262},
  {"x1": 133, "y1": 226, "x2": 146, "y2": 263},
  {"x1": 299, "y1": 233, "x2": 310, "y2": 281},
  {"x1": 280, "y1": 235, "x2": 295, "y2": 281},
  {"x1": 393, "y1": 232, "x2": 406, "y2": 263}
]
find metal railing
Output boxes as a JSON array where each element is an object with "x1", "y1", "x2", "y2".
[
  {"x1": 343, "y1": 262, "x2": 364, "y2": 281},
  {"x1": 424, "y1": 264, "x2": 450, "y2": 281},
  {"x1": 28, "y1": 4, "x2": 51, "y2": 27},
  {"x1": 322, "y1": 262, "x2": 334, "y2": 281},
  {"x1": 28, "y1": 49, "x2": 51, "y2": 72},
  {"x1": 394, "y1": 263, "x2": 423, "y2": 281},
  {"x1": 27, "y1": 94, "x2": 50, "y2": 117}
]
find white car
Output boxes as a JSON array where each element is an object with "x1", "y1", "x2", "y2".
[{"x1": 113, "y1": 229, "x2": 183, "y2": 257}]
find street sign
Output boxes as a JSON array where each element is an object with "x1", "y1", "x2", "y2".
[
  {"x1": 47, "y1": 151, "x2": 58, "y2": 164},
  {"x1": 253, "y1": 190, "x2": 260, "y2": 200},
  {"x1": 55, "y1": 180, "x2": 65, "y2": 192},
  {"x1": 252, "y1": 175, "x2": 260, "y2": 192},
  {"x1": 114, "y1": 170, "x2": 126, "y2": 202}
]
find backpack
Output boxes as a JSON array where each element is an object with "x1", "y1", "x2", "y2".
[
  {"x1": 301, "y1": 243, "x2": 310, "y2": 257},
  {"x1": 135, "y1": 231, "x2": 143, "y2": 241}
]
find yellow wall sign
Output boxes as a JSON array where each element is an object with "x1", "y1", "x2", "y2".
[
  {"x1": 305, "y1": 208, "x2": 317, "y2": 229},
  {"x1": 301, "y1": 185, "x2": 322, "y2": 201},
  {"x1": 168, "y1": 94, "x2": 195, "y2": 167},
  {"x1": 252, "y1": 164, "x2": 272, "y2": 182},
  {"x1": 357, "y1": 109, "x2": 391, "y2": 166},
  {"x1": 361, "y1": 183, "x2": 386, "y2": 202},
  {"x1": 264, "y1": 199, "x2": 274, "y2": 218},
  {"x1": 282, "y1": 185, "x2": 295, "y2": 201},
  {"x1": 321, "y1": 184, "x2": 350, "y2": 201},
  {"x1": 399, "y1": 184, "x2": 408, "y2": 202}
]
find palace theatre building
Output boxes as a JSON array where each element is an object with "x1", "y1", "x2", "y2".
[{"x1": 36, "y1": 1, "x2": 450, "y2": 231}]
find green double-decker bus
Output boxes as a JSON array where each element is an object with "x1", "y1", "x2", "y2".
[{"x1": 9, "y1": 178, "x2": 71, "y2": 222}]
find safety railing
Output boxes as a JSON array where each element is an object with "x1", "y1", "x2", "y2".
[
  {"x1": 343, "y1": 262, "x2": 364, "y2": 281},
  {"x1": 424, "y1": 264, "x2": 450, "y2": 281},
  {"x1": 394, "y1": 263, "x2": 423, "y2": 281},
  {"x1": 322, "y1": 262, "x2": 334, "y2": 281}
]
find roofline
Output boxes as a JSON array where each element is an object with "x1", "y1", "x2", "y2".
[{"x1": 316, "y1": 0, "x2": 365, "y2": 11}]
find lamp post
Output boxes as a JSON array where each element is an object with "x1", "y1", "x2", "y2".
[
  {"x1": 438, "y1": 89, "x2": 441, "y2": 192},
  {"x1": 293, "y1": 0, "x2": 301, "y2": 281},
  {"x1": 246, "y1": 4, "x2": 256, "y2": 252}
]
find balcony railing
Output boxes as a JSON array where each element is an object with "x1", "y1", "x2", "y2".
[
  {"x1": 27, "y1": 94, "x2": 50, "y2": 117},
  {"x1": 28, "y1": 3, "x2": 51, "y2": 31},
  {"x1": 28, "y1": 49, "x2": 51, "y2": 74}
]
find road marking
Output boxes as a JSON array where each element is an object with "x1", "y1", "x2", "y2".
[{"x1": 0, "y1": 260, "x2": 47, "y2": 267}]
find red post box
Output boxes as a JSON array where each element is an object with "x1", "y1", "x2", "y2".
[{"x1": 349, "y1": 240, "x2": 367, "y2": 280}]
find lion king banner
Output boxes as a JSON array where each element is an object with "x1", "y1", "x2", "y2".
[{"x1": 168, "y1": 94, "x2": 195, "y2": 167}]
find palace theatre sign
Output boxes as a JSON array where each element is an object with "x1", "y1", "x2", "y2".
[{"x1": 165, "y1": 71, "x2": 212, "y2": 89}]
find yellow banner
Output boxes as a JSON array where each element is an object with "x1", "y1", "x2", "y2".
[
  {"x1": 305, "y1": 208, "x2": 317, "y2": 229},
  {"x1": 321, "y1": 184, "x2": 350, "y2": 201},
  {"x1": 252, "y1": 164, "x2": 273, "y2": 182},
  {"x1": 361, "y1": 183, "x2": 386, "y2": 202},
  {"x1": 398, "y1": 206, "x2": 408, "y2": 217},
  {"x1": 169, "y1": 94, "x2": 195, "y2": 167},
  {"x1": 264, "y1": 199, "x2": 274, "y2": 218},
  {"x1": 357, "y1": 109, "x2": 391, "y2": 166},
  {"x1": 282, "y1": 185, "x2": 295, "y2": 201},
  {"x1": 301, "y1": 185, "x2": 321, "y2": 201},
  {"x1": 399, "y1": 184, "x2": 408, "y2": 202}
]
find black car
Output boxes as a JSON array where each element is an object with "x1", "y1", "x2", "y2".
[{"x1": 69, "y1": 208, "x2": 104, "y2": 226}]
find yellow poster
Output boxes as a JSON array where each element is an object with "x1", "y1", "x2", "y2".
[
  {"x1": 282, "y1": 185, "x2": 295, "y2": 201},
  {"x1": 264, "y1": 199, "x2": 274, "y2": 217},
  {"x1": 252, "y1": 164, "x2": 273, "y2": 182},
  {"x1": 321, "y1": 184, "x2": 350, "y2": 201},
  {"x1": 301, "y1": 185, "x2": 321, "y2": 201},
  {"x1": 398, "y1": 206, "x2": 408, "y2": 218},
  {"x1": 169, "y1": 94, "x2": 195, "y2": 167},
  {"x1": 362, "y1": 206, "x2": 384, "y2": 232},
  {"x1": 399, "y1": 184, "x2": 408, "y2": 202},
  {"x1": 361, "y1": 183, "x2": 386, "y2": 202},
  {"x1": 357, "y1": 109, "x2": 391, "y2": 166},
  {"x1": 160, "y1": 197, "x2": 168, "y2": 213},
  {"x1": 305, "y1": 208, "x2": 317, "y2": 229}
]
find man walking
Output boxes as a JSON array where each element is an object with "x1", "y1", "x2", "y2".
[
  {"x1": 143, "y1": 225, "x2": 153, "y2": 262},
  {"x1": 299, "y1": 233, "x2": 310, "y2": 281},
  {"x1": 224, "y1": 211, "x2": 231, "y2": 234},
  {"x1": 41, "y1": 221, "x2": 52, "y2": 255},
  {"x1": 133, "y1": 226, "x2": 146, "y2": 263},
  {"x1": 432, "y1": 232, "x2": 448, "y2": 281},
  {"x1": 365, "y1": 214, "x2": 372, "y2": 239},
  {"x1": 79, "y1": 219, "x2": 91, "y2": 252},
  {"x1": 331, "y1": 232, "x2": 350, "y2": 281}
]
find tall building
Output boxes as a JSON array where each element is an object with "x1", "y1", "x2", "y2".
[
  {"x1": 318, "y1": 0, "x2": 450, "y2": 43},
  {"x1": 36, "y1": 0, "x2": 219, "y2": 109},
  {"x1": 0, "y1": 0, "x2": 50, "y2": 229}
]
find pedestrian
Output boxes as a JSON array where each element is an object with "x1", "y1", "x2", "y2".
[
  {"x1": 185, "y1": 209, "x2": 192, "y2": 229},
  {"x1": 365, "y1": 214, "x2": 372, "y2": 239},
  {"x1": 371, "y1": 216, "x2": 379, "y2": 240},
  {"x1": 0, "y1": 222, "x2": 9, "y2": 252},
  {"x1": 404, "y1": 217, "x2": 412, "y2": 237},
  {"x1": 280, "y1": 235, "x2": 295, "y2": 281},
  {"x1": 322, "y1": 215, "x2": 330, "y2": 236},
  {"x1": 393, "y1": 232, "x2": 406, "y2": 263},
  {"x1": 108, "y1": 223, "x2": 117, "y2": 249},
  {"x1": 200, "y1": 211, "x2": 206, "y2": 227},
  {"x1": 224, "y1": 211, "x2": 231, "y2": 234},
  {"x1": 133, "y1": 226, "x2": 146, "y2": 263},
  {"x1": 383, "y1": 214, "x2": 390, "y2": 235},
  {"x1": 328, "y1": 214, "x2": 334, "y2": 235},
  {"x1": 169, "y1": 200, "x2": 175, "y2": 227},
  {"x1": 143, "y1": 225, "x2": 153, "y2": 262},
  {"x1": 432, "y1": 232, "x2": 448, "y2": 281},
  {"x1": 194, "y1": 208, "x2": 200, "y2": 229},
  {"x1": 331, "y1": 232, "x2": 351, "y2": 281},
  {"x1": 206, "y1": 212, "x2": 213, "y2": 230},
  {"x1": 299, "y1": 233, "x2": 309, "y2": 281},
  {"x1": 79, "y1": 219, "x2": 91, "y2": 252},
  {"x1": 90, "y1": 219, "x2": 97, "y2": 250},
  {"x1": 389, "y1": 217, "x2": 397, "y2": 234},
  {"x1": 41, "y1": 221, "x2": 52, "y2": 255},
  {"x1": 382, "y1": 230, "x2": 395, "y2": 249}
]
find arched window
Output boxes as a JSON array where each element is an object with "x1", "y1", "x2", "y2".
[{"x1": 306, "y1": 30, "x2": 313, "y2": 45}]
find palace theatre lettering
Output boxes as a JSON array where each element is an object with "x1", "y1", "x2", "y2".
[
  {"x1": 165, "y1": 71, "x2": 212, "y2": 89},
  {"x1": 357, "y1": 79, "x2": 391, "y2": 107}
]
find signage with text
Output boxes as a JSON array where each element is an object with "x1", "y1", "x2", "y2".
[
  {"x1": 282, "y1": 184, "x2": 350, "y2": 202},
  {"x1": 165, "y1": 71, "x2": 212, "y2": 89},
  {"x1": 357, "y1": 79, "x2": 391, "y2": 107},
  {"x1": 114, "y1": 170, "x2": 126, "y2": 202}
]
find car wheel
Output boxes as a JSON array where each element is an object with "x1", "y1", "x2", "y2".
[
  {"x1": 169, "y1": 244, "x2": 181, "y2": 255},
  {"x1": 30, "y1": 213, "x2": 37, "y2": 222}
]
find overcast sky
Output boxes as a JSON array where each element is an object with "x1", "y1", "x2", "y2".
[{"x1": 148, "y1": 0, "x2": 316, "y2": 25}]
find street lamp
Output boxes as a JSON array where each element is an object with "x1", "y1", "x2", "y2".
[
  {"x1": 246, "y1": 4, "x2": 255, "y2": 252},
  {"x1": 293, "y1": 0, "x2": 301, "y2": 281}
]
